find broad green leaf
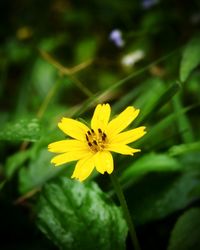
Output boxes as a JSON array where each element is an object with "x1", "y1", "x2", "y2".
[
  {"x1": 36, "y1": 177, "x2": 128, "y2": 250},
  {"x1": 168, "y1": 208, "x2": 200, "y2": 250},
  {"x1": 180, "y1": 34, "x2": 200, "y2": 82},
  {"x1": 0, "y1": 118, "x2": 41, "y2": 141},
  {"x1": 169, "y1": 141, "x2": 200, "y2": 156},
  {"x1": 123, "y1": 151, "x2": 200, "y2": 225},
  {"x1": 127, "y1": 168, "x2": 200, "y2": 225},
  {"x1": 120, "y1": 153, "x2": 181, "y2": 189},
  {"x1": 18, "y1": 149, "x2": 66, "y2": 194},
  {"x1": 5, "y1": 150, "x2": 31, "y2": 178}
]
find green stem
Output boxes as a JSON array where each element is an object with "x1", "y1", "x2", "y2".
[{"x1": 110, "y1": 172, "x2": 141, "y2": 250}]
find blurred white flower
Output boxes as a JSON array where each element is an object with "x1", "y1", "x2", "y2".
[
  {"x1": 142, "y1": 0, "x2": 158, "y2": 9},
  {"x1": 121, "y1": 50, "x2": 145, "y2": 67},
  {"x1": 109, "y1": 29, "x2": 125, "y2": 48}
]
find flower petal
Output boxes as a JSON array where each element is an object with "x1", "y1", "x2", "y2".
[
  {"x1": 58, "y1": 118, "x2": 89, "y2": 141},
  {"x1": 91, "y1": 104, "x2": 111, "y2": 132},
  {"x1": 48, "y1": 139, "x2": 88, "y2": 153},
  {"x1": 94, "y1": 151, "x2": 114, "y2": 174},
  {"x1": 71, "y1": 157, "x2": 95, "y2": 181},
  {"x1": 107, "y1": 143, "x2": 141, "y2": 155},
  {"x1": 51, "y1": 150, "x2": 92, "y2": 166},
  {"x1": 111, "y1": 126, "x2": 146, "y2": 144},
  {"x1": 106, "y1": 107, "x2": 140, "y2": 138}
]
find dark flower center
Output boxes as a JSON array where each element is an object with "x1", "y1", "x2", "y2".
[{"x1": 85, "y1": 128, "x2": 107, "y2": 152}]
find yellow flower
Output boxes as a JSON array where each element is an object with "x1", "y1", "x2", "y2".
[{"x1": 48, "y1": 104, "x2": 146, "y2": 181}]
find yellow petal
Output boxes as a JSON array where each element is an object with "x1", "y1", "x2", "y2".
[
  {"x1": 91, "y1": 104, "x2": 111, "y2": 132},
  {"x1": 111, "y1": 126, "x2": 146, "y2": 144},
  {"x1": 94, "y1": 151, "x2": 114, "y2": 174},
  {"x1": 106, "y1": 107, "x2": 140, "y2": 138},
  {"x1": 51, "y1": 150, "x2": 92, "y2": 166},
  {"x1": 58, "y1": 118, "x2": 89, "y2": 141},
  {"x1": 71, "y1": 157, "x2": 95, "y2": 181},
  {"x1": 48, "y1": 139, "x2": 88, "y2": 153},
  {"x1": 107, "y1": 143, "x2": 141, "y2": 155}
]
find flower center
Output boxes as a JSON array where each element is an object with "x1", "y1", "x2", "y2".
[{"x1": 85, "y1": 128, "x2": 107, "y2": 152}]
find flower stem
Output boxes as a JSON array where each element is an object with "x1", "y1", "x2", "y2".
[{"x1": 110, "y1": 172, "x2": 141, "y2": 250}]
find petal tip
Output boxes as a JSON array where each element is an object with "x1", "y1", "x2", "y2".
[
  {"x1": 57, "y1": 122, "x2": 62, "y2": 130},
  {"x1": 58, "y1": 117, "x2": 68, "y2": 128},
  {"x1": 127, "y1": 106, "x2": 140, "y2": 113},
  {"x1": 107, "y1": 169, "x2": 113, "y2": 174},
  {"x1": 48, "y1": 144, "x2": 54, "y2": 152},
  {"x1": 51, "y1": 158, "x2": 61, "y2": 166},
  {"x1": 135, "y1": 108, "x2": 140, "y2": 115},
  {"x1": 105, "y1": 103, "x2": 111, "y2": 108}
]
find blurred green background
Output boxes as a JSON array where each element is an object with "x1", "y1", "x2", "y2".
[{"x1": 1, "y1": 0, "x2": 200, "y2": 249}]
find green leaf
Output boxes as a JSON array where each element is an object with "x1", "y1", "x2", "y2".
[
  {"x1": 124, "y1": 153, "x2": 200, "y2": 225},
  {"x1": 134, "y1": 106, "x2": 192, "y2": 150},
  {"x1": 169, "y1": 141, "x2": 200, "y2": 156},
  {"x1": 18, "y1": 149, "x2": 65, "y2": 194},
  {"x1": 0, "y1": 118, "x2": 41, "y2": 141},
  {"x1": 120, "y1": 153, "x2": 181, "y2": 189},
  {"x1": 180, "y1": 34, "x2": 200, "y2": 82},
  {"x1": 36, "y1": 177, "x2": 128, "y2": 250},
  {"x1": 168, "y1": 208, "x2": 200, "y2": 250},
  {"x1": 135, "y1": 82, "x2": 181, "y2": 126},
  {"x1": 127, "y1": 167, "x2": 200, "y2": 225},
  {"x1": 133, "y1": 78, "x2": 165, "y2": 114},
  {"x1": 172, "y1": 94, "x2": 194, "y2": 143},
  {"x1": 5, "y1": 150, "x2": 31, "y2": 178}
]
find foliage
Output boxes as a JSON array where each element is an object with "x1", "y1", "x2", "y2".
[
  {"x1": 36, "y1": 177, "x2": 128, "y2": 250},
  {"x1": 1, "y1": 0, "x2": 200, "y2": 249},
  {"x1": 168, "y1": 208, "x2": 200, "y2": 250}
]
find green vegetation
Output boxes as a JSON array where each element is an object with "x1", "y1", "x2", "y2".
[{"x1": 1, "y1": 0, "x2": 200, "y2": 249}]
